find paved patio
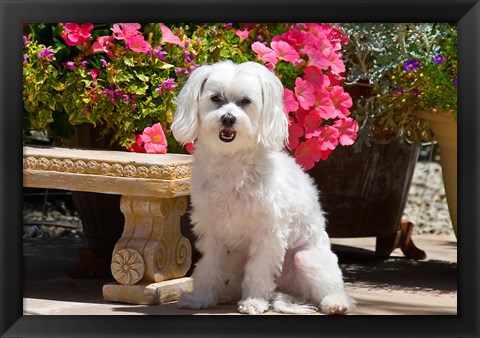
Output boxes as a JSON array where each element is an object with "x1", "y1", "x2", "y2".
[{"x1": 23, "y1": 233, "x2": 457, "y2": 315}]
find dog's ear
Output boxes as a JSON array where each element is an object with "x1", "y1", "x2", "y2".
[
  {"x1": 253, "y1": 63, "x2": 289, "y2": 152},
  {"x1": 171, "y1": 64, "x2": 212, "y2": 145}
]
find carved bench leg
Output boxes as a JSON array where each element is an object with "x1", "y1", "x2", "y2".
[
  {"x1": 103, "y1": 195, "x2": 193, "y2": 304},
  {"x1": 375, "y1": 220, "x2": 427, "y2": 260}
]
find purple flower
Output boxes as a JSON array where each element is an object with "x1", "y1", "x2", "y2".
[
  {"x1": 433, "y1": 54, "x2": 445, "y2": 64},
  {"x1": 38, "y1": 48, "x2": 54, "y2": 60},
  {"x1": 65, "y1": 61, "x2": 75, "y2": 70},
  {"x1": 153, "y1": 46, "x2": 167, "y2": 61},
  {"x1": 23, "y1": 54, "x2": 28, "y2": 63},
  {"x1": 404, "y1": 59, "x2": 420, "y2": 71},
  {"x1": 411, "y1": 88, "x2": 419, "y2": 96},
  {"x1": 393, "y1": 88, "x2": 404, "y2": 96},
  {"x1": 225, "y1": 23, "x2": 233, "y2": 30},
  {"x1": 210, "y1": 27, "x2": 217, "y2": 36},
  {"x1": 23, "y1": 35, "x2": 29, "y2": 45},
  {"x1": 155, "y1": 87, "x2": 163, "y2": 95},
  {"x1": 100, "y1": 59, "x2": 108, "y2": 68},
  {"x1": 81, "y1": 60, "x2": 89, "y2": 69},
  {"x1": 162, "y1": 78, "x2": 176, "y2": 91},
  {"x1": 454, "y1": 76, "x2": 458, "y2": 87}
]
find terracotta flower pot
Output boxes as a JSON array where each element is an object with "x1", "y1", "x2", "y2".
[{"x1": 418, "y1": 111, "x2": 457, "y2": 236}]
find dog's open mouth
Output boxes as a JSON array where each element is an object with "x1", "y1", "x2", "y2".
[{"x1": 219, "y1": 129, "x2": 237, "y2": 143}]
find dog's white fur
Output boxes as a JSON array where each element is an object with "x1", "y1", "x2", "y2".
[{"x1": 171, "y1": 60, "x2": 355, "y2": 315}]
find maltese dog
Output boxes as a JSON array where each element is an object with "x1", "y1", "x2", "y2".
[{"x1": 171, "y1": 60, "x2": 355, "y2": 315}]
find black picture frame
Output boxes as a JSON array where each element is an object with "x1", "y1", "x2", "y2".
[{"x1": 1, "y1": 0, "x2": 479, "y2": 337}]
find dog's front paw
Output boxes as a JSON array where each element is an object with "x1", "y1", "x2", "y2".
[
  {"x1": 237, "y1": 297, "x2": 270, "y2": 315},
  {"x1": 320, "y1": 292, "x2": 355, "y2": 315},
  {"x1": 177, "y1": 290, "x2": 216, "y2": 310}
]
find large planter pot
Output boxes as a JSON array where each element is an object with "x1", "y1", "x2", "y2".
[
  {"x1": 418, "y1": 111, "x2": 457, "y2": 236},
  {"x1": 309, "y1": 138, "x2": 420, "y2": 238}
]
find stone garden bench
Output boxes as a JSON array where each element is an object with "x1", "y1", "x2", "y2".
[{"x1": 23, "y1": 146, "x2": 194, "y2": 305}]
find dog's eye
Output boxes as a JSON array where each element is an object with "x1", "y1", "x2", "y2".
[
  {"x1": 239, "y1": 98, "x2": 251, "y2": 106},
  {"x1": 210, "y1": 95, "x2": 223, "y2": 103}
]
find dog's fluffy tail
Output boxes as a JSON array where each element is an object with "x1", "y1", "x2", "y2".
[{"x1": 271, "y1": 292, "x2": 318, "y2": 314}]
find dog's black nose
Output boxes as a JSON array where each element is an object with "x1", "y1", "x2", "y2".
[{"x1": 221, "y1": 113, "x2": 236, "y2": 128}]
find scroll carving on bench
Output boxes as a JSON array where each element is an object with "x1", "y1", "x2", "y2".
[{"x1": 23, "y1": 146, "x2": 194, "y2": 305}]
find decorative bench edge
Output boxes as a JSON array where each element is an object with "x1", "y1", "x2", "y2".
[{"x1": 23, "y1": 146, "x2": 192, "y2": 180}]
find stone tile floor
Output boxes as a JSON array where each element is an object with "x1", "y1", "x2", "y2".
[{"x1": 23, "y1": 233, "x2": 457, "y2": 315}]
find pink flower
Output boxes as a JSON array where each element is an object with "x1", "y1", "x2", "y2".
[
  {"x1": 329, "y1": 86, "x2": 352, "y2": 117},
  {"x1": 334, "y1": 118, "x2": 359, "y2": 146},
  {"x1": 235, "y1": 28, "x2": 249, "y2": 40},
  {"x1": 111, "y1": 23, "x2": 141, "y2": 40},
  {"x1": 304, "y1": 32, "x2": 333, "y2": 58},
  {"x1": 62, "y1": 23, "x2": 93, "y2": 46},
  {"x1": 315, "y1": 89, "x2": 337, "y2": 119},
  {"x1": 141, "y1": 123, "x2": 168, "y2": 154},
  {"x1": 125, "y1": 35, "x2": 152, "y2": 53},
  {"x1": 303, "y1": 66, "x2": 330, "y2": 90},
  {"x1": 38, "y1": 48, "x2": 54, "y2": 60},
  {"x1": 325, "y1": 51, "x2": 346, "y2": 74},
  {"x1": 294, "y1": 138, "x2": 322, "y2": 171},
  {"x1": 271, "y1": 40, "x2": 300, "y2": 63},
  {"x1": 251, "y1": 41, "x2": 278, "y2": 66},
  {"x1": 318, "y1": 125, "x2": 340, "y2": 151},
  {"x1": 92, "y1": 36, "x2": 115, "y2": 58},
  {"x1": 287, "y1": 121, "x2": 304, "y2": 150},
  {"x1": 159, "y1": 23, "x2": 182, "y2": 45},
  {"x1": 306, "y1": 49, "x2": 331, "y2": 70},
  {"x1": 283, "y1": 88, "x2": 299, "y2": 113},
  {"x1": 294, "y1": 77, "x2": 316, "y2": 110},
  {"x1": 303, "y1": 110, "x2": 322, "y2": 139}
]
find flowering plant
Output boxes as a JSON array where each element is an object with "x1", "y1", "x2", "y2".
[
  {"x1": 23, "y1": 23, "x2": 357, "y2": 167},
  {"x1": 341, "y1": 23, "x2": 457, "y2": 147},
  {"x1": 250, "y1": 24, "x2": 358, "y2": 170}
]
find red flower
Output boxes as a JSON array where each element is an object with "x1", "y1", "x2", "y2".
[
  {"x1": 287, "y1": 120, "x2": 304, "y2": 150},
  {"x1": 294, "y1": 138, "x2": 322, "y2": 171}
]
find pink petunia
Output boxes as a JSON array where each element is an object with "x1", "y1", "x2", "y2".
[
  {"x1": 271, "y1": 40, "x2": 300, "y2": 63},
  {"x1": 141, "y1": 123, "x2": 168, "y2": 154},
  {"x1": 306, "y1": 49, "x2": 331, "y2": 70},
  {"x1": 111, "y1": 23, "x2": 141, "y2": 40},
  {"x1": 251, "y1": 41, "x2": 278, "y2": 66},
  {"x1": 294, "y1": 77, "x2": 316, "y2": 110},
  {"x1": 303, "y1": 32, "x2": 333, "y2": 59},
  {"x1": 315, "y1": 89, "x2": 337, "y2": 119},
  {"x1": 287, "y1": 120, "x2": 304, "y2": 150},
  {"x1": 294, "y1": 138, "x2": 322, "y2": 171},
  {"x1": 159, "y1": 23, "x2": 182, "y2": 45},
  {"x1": 62, "y1": 23, "x2": 93, "y2": 46},
  {"x1": 325, "y1": 51, "x2": 346, "y2": 74},
  {"x1": 303, "y1": 66, "x2": 330, "y2": 90},
  {"x1": 235, "y1": 28, "x2": 249, "y2": 40},
  {"x1": 334, "y1": 117, "x2": 359, "y2": 146},
  {"x1": 303, "y1": 110, "x2": 323, "y2": 139},
  {"x1": 317, "y1": 125, "x2": 340, "y2": 151},
  {"x1": 92, "y1": 36, "x2": 115, "y2": 58},
  {"x1": 125, "y1": 35, "x2": 152, "y2": 53},
  {"x1": 329, "y1": 86, "x2": 353, "y2": 117},
  {"x1": 283, "y1": 88, "x2": 299, "y2": 113}
]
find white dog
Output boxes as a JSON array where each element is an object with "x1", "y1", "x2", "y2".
[{"x1": 171, "y1": 60, "x2": 355, "y2": 315}]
